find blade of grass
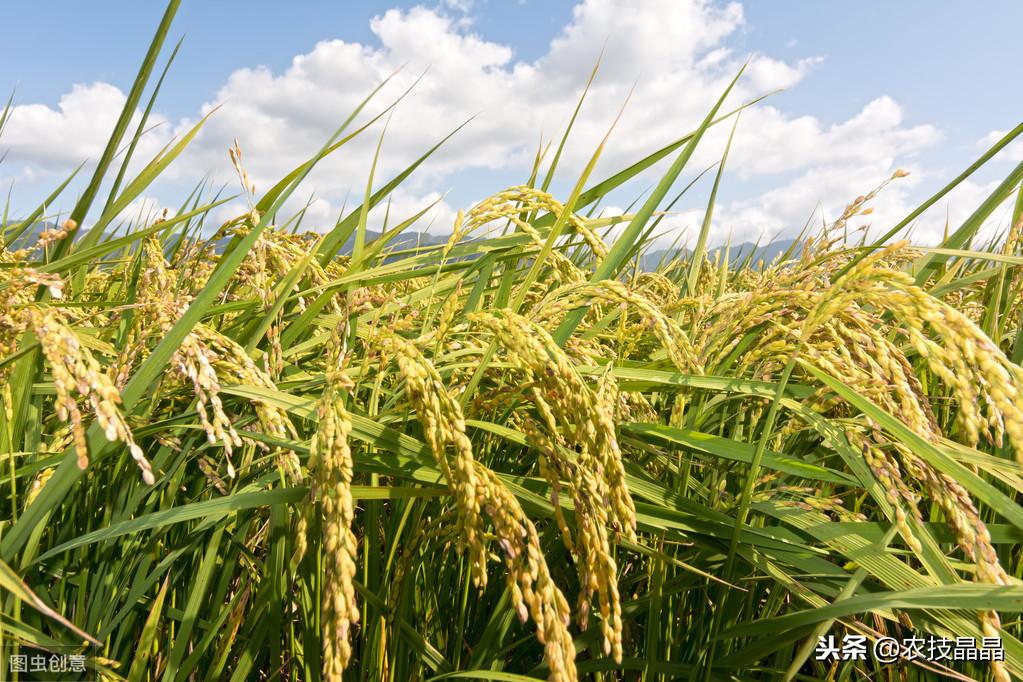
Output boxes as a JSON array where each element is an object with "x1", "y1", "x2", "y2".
[
  {"x1": 553, "y1": 64, "x2": 746, "y2": 345},
  {"x1": 686, "y1": 113, "x2": 739, "y2": 296}
]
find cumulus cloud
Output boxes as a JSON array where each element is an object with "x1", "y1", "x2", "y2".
[
  {"x1": 719, "y1": 167, "x2": 1016, "y2": 247},
  {"x1": 441, "y1": 0, "x2": 474, "y2": 12},
  {"x1": 2, "y1": 0, "x2": 967, "y2": 244},
  {"x1": 3, "y1": 83, "x2": 128, "y2": 171},
  {"x1": 2, "y1": 83, "x2": 167, "y2": 176},
  {"x1": 979, "y1": 129, "x2": 1023, "y2": 163}
]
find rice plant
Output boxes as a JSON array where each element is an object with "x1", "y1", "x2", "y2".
[{"x1": 3, "y1": 4, "x2": 1023, "y2": 681}]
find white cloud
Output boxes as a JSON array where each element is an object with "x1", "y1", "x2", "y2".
[
  {"x1": 715, "y1": 166, "x2": 1016, "y2": 247},
  {"x1": 725, "y1": 97, "x2": 939, "y2": 178},
  {"x1": 441, "y1": 0, "x2": 474, "y2": 12},
  {"x1": 2, "y1": 83, "x2": 167, "y2": 174},
  {"x1": 3, "y1": 0, "x2": 975, "y2": 246},
  {"x1": 979, "y1": 129, "x2": 1023, "y2": 163},
  {"x1": 3, "y1": 83, "x2": 127, "y2": 170}
]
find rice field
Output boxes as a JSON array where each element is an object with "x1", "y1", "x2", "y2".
[{"x1": 3, "y1": 5, "x2": 1023, "y2": 681}]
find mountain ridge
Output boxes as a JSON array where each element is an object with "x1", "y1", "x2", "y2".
[{"x1": 5, "y1": 220, "x2": 800, "y2": 270}]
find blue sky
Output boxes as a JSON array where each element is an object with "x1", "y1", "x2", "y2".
[{"x1": 2, "y1": 1, "x2": 1021, "y2": 245}]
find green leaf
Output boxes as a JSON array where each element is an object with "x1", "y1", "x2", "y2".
[
  {"x1": 58, "y1": 0, "x2": 182, "y2": 257},
  {"x1": 622, "y1": 423, "x2": 856, "y2": 485},
  {"x1": 0, "y1": 556, "x2": 100, "y2": 645},
  {"x1": 34, "y1": 488, "x2": 307, "y2": 563},
  {"x1": 127, "y1": 577, "x2": 170, "y2": 682},
  {"x1": 687, "y1": 113, "x2": 739, "y2": 296}
]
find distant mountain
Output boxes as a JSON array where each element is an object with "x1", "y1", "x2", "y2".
[
  {"x1": 638, "y1": 238, "x2": 801, "y2": 271},
  {"x1": 711, "y1": 238, "x2": 802, "y2": 267},
  {"x1": 3, "y1": 221, "x2": 452, "y2": 263},
  {"x1": 338, "y1": 229, "x2": 449, "y2": 254},
  {"x1": 4, "y1": 220, "x2": 58, "y2": 249},
  {"x1": 210, "y1": 228, "x2": 451, "y2": 256},
  {"x1": 6, "y1": 219, "x2": 800, "y2": 272}
]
